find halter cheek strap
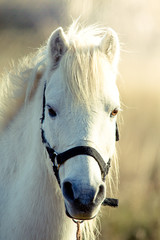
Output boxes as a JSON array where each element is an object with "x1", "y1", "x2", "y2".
[{"x1": 116, "y1": 123, "x2": 119, "y2": 141}]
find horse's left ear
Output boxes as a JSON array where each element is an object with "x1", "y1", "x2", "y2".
[
  {"x1": 100, "y1": 28, "x2": 120, "y2": 69},
  {"x1": 48, "y1": 27, "x2": 69, "y2": 68}
]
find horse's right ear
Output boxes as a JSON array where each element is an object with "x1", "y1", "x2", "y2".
[
  {"x1": 48, "y1": 27, "x2": 69, "y2": 68},
  {"x1": 99, "y1": 28, "x2": 120, "y2": 70}
]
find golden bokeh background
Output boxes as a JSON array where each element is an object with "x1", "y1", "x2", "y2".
[{"x1": 0, "y1": 1, "x2": 160, "y2": 239}]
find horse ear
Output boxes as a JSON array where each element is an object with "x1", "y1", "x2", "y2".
[
  {"x1": 100, "y1": 28, "x2": 120, "y2": 69},
  {"x1": 48, "y1": 27, "x2": 69, "y2": 68}
]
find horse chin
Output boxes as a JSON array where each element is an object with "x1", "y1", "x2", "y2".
[{"x1": 65, "y1": 204, "x2": 99, "y2": 221}]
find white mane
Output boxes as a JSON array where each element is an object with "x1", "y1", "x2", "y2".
[{"x1": 0, "y1": 48, "x2": 46, "y2": 131}]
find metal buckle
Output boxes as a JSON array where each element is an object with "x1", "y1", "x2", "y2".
[{"x1": 53, "y1": 151, "x2": 60, "y2": 169}]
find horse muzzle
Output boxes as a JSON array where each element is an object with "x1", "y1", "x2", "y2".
[{"x1": 62, "y1": 179, "x2": 106, "y2": 220}]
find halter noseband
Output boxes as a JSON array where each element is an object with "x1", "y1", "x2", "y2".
[{"x1": 41, "y1": 84, "x2": 119, "y2": 208}]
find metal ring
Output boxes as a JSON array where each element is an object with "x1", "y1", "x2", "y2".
[{"x1": 72, "y1": 219, "x2": 84, "y2": 224}]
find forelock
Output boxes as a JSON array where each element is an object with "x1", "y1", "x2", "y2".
[{"x1": 59, "y1": 23, "x2": 113, "y2": 106}]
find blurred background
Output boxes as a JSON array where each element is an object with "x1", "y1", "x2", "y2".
[{"x1": 0, "y1": 0, "x2": 159, "y2": 239}]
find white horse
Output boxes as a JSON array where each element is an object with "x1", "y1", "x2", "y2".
[{"x1": 0, "y1": 22, "x2": 120, "y2": 240}]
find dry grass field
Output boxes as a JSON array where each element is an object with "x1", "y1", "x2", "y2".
[{"x1": 0, "y1": 1, "x2": 160, "y2": 239}]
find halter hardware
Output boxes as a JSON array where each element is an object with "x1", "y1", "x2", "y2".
[{"x1": 41, "y1": 84, "x2": 119, "y2": 208}]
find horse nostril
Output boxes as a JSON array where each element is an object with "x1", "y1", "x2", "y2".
[
  {"x1": 63, "y1": 180, "x2": 105, "y2": 207},
  {"x1": 94, "y1": 184, "x2": 105, "y2": 204},
  {"x1": 63, "y1": 181, "x2": 75, "y2": 202}
]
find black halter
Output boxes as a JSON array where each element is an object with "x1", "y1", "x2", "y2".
[{"x1": 41, "y1": 84, "x2": 119, "y2": 208}]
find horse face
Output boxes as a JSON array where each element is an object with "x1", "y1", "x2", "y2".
[
  {"x1": 42, "y1": 26, "x2": 120, "y2": 220},
  {"x1": 42, "y1": 69, "x2": 120, "y2": 220}
]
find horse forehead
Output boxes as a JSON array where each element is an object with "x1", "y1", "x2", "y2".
[
  {"x1": 46, "y1": 62, "x2": 119, "y2": 108},
  {"x1": 103, "y1": 82, "x2": 120, "y2": 106},
  {"x1": 46, "y1": 69, "x2": 65, "y2": 97}
]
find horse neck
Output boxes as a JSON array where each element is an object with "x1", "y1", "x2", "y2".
[
  {"x1": 0, "y1": 81, "x2": 42, "y2": 179},
  {"x1": 3, "y1": 81, "x2": 78, "y2": 240}
]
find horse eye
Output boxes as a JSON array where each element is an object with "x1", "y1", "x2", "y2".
[
  {"x1": 47, "y1": 106, "x2": 57, "y2": 118},
  {"x1": 110, "y1": 108, "x2": 118, "y2": 117}
]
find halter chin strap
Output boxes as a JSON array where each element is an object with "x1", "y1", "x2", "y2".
[{"x1": 41, "y1": 84, "x2": 119, "y2": 208}]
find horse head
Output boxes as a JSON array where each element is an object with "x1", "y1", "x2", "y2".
[{"x1": 41, "y1": 25, "x2": 120, "y2": 221}]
